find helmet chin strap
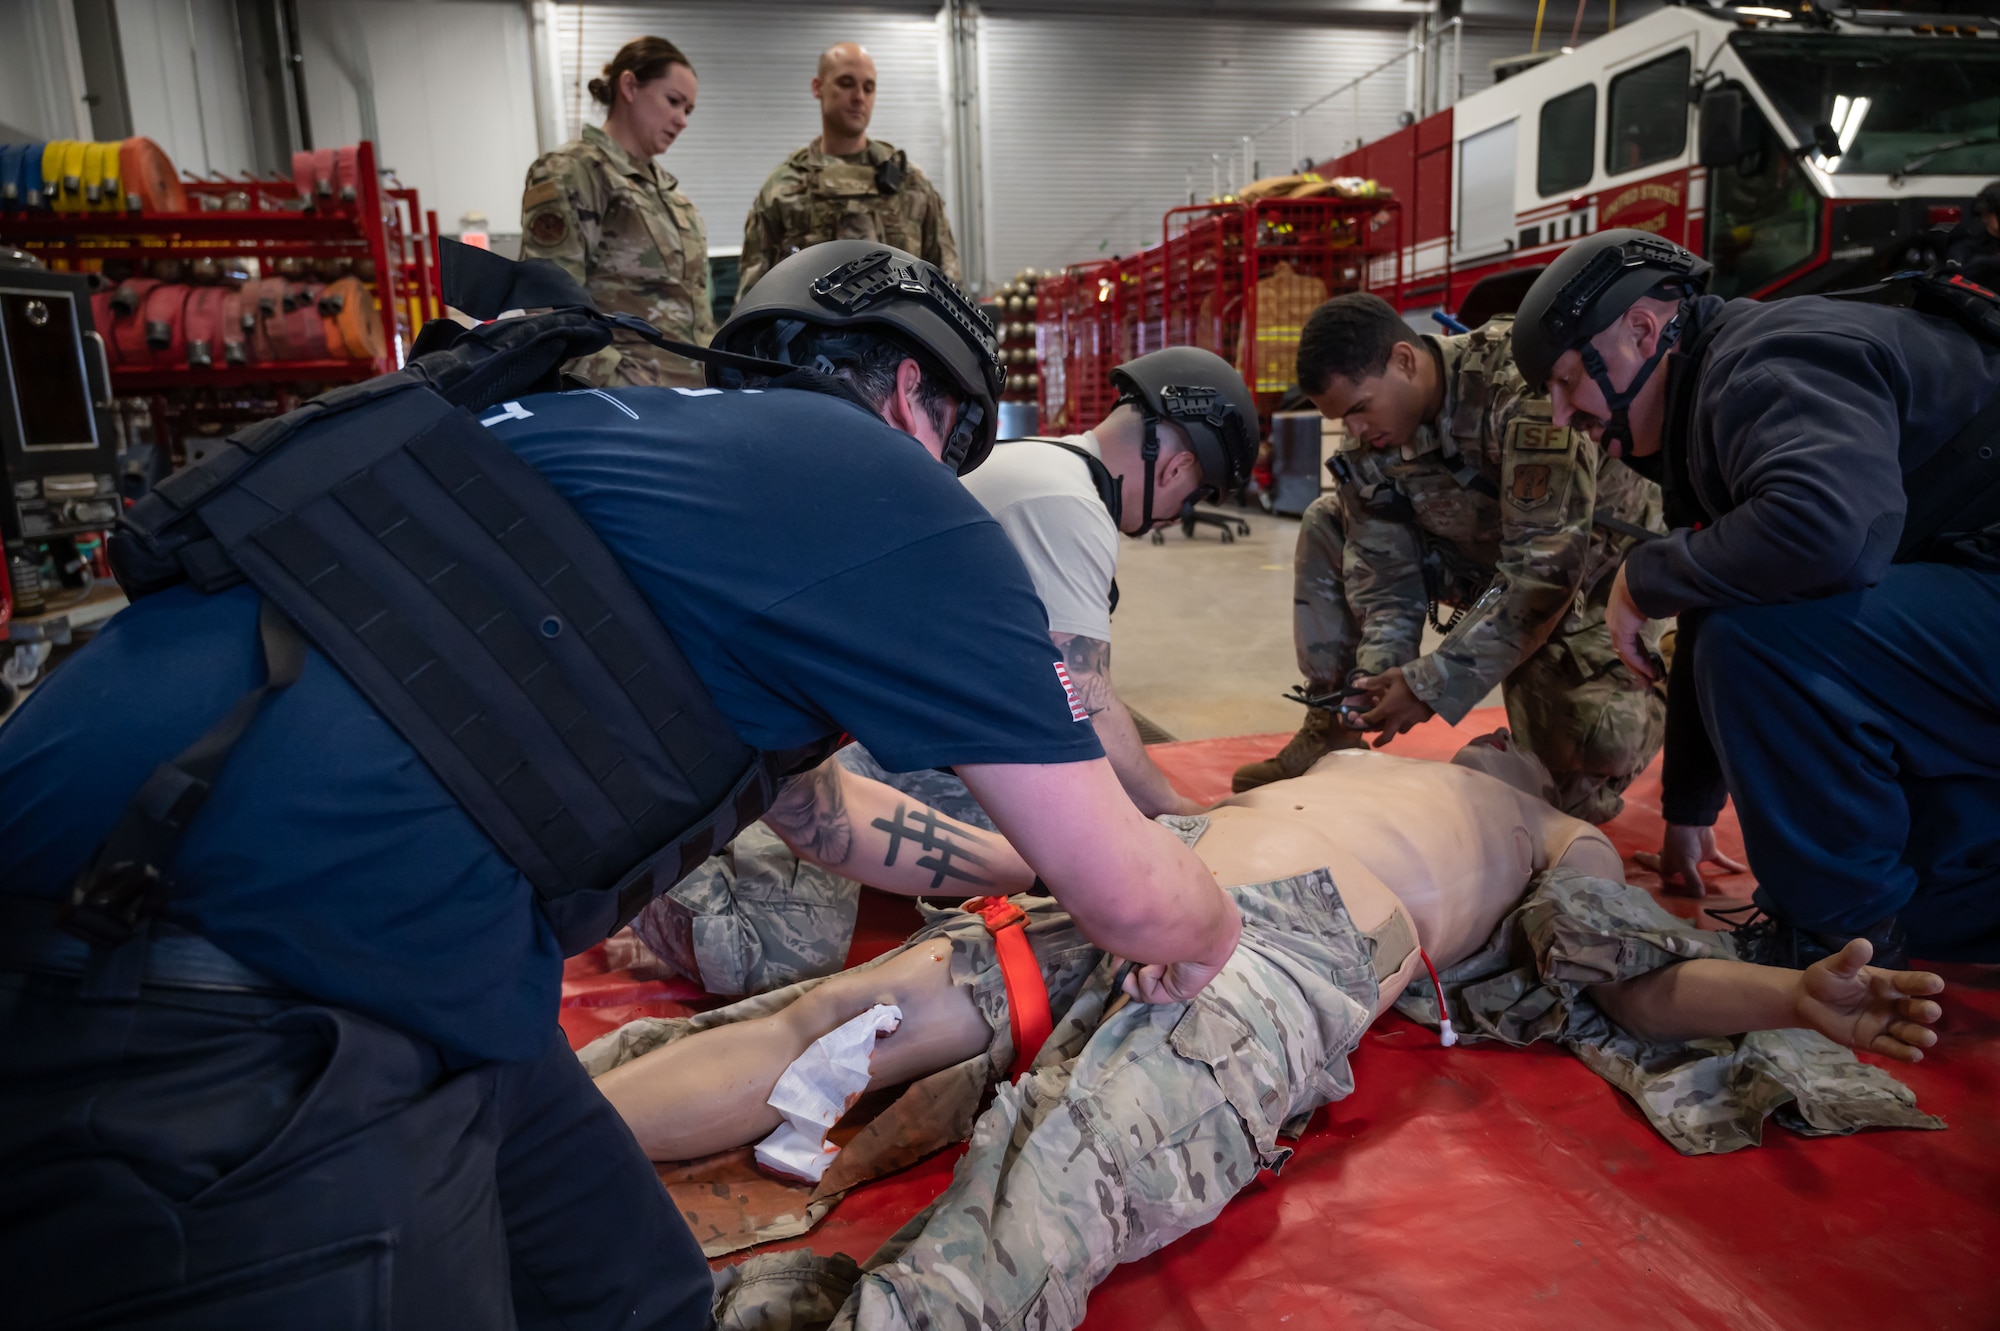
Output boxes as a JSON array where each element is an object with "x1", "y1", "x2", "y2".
[
  {"x1": 1577, "y1": 300, "x2": 1691, "y2": 458},
  {"x1": 940, "y1": 400, "x2": 984, "y2": 473},
  {"x1": 1109, "y1": 399, "x2": 1162, "y2": 536}
]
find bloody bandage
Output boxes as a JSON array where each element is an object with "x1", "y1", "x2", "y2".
[{"x1": 964, "y1": 895, "x2": 1055, "y2": 1081}]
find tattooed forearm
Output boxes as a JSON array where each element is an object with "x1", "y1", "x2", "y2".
[
  {"x1": 765, "y1": 759, "x2": 855, "y2": 867},
  {"x1": 1050, "y1": 632, "x2": 1114, "y2": 717},
  {"x1": 870, "y1": 802, "x2": 995, "y2": 891}
]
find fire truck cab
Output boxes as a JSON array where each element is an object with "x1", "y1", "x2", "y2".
[{"x1": 1320, "y1": 4, "x2": 2000, "y2": 320}]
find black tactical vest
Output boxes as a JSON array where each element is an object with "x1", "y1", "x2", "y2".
[{"x1": 90, "y1": 309, "x2": 829, "y2": 956}]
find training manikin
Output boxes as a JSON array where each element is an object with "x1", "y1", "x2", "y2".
[{"x1": 583, "y1": 743, "x2": 1945, "y2": 1331}]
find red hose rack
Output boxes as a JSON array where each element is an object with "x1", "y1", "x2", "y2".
[
  {"x1": 2, "y1": 140, "x2": 439, "y2": 389},
  {"x1": 1033, "y1": 269, "x2": 1074, "y2": 433},
  {"x1": 1034, "y1": 193, "x2": 1404, "y2": 438},
  {"x1": 2, "y1": 140, "x2": 442, "y2": 474},
  {"x1": 1237, "y1": 195, "x2": 1403, "y2": 398},
  {"x1": 1163, "y1": 203, "x2": 1247, "y2": 368},
  {"x1": 1060, "y1": 257, "x2": 1132, "y2": 433}
]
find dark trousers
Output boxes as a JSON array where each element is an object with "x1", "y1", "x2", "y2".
[
  {"x1": 1694, "y1": 562, "x2": 2000, "y2": 961},
  {"x1": 0, "y1": 961, "x2": 713, "y2": 1329}
]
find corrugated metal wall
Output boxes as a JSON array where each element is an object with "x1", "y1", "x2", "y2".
[
  {"x1": 548, "y1": 3, "x2": 949, "y2": 258},
  {"x1": 538, "y1": 3, "x2": 1539, "y2": 285},
  {"x1": 114, "y1": 0, "x2": 257, "y2": 177},
  {"x1": 978, "y1": 13, "x2": 1416, "y2": 280},
  {"x1": 300, "y1": 0, "x2": 541, "y2": 237}
]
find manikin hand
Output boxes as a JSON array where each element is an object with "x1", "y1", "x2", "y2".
[
  {"x1": 1606, "y1": 564, "x2": 1657, "y2": 683},
  {"x1": 1635, "y1": 823, "x2": 1749, "y2": 897},
  {"x1": 1351, "y1": 666, "x2": 1435, "y2": 746},
  {"x1": 1793, "y1": 938, "x2": 1945, "y2": 1063}
]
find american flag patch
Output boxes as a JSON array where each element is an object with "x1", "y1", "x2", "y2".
[{"x1": 1054, "y1": 662, "x2": 1090, "y2": 722}]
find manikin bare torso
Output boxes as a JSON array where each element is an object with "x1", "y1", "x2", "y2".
[
  {"x1": 1212, "y1": 748, "x2": 1620, "y2": 1013},
  {"x1": 598, "y1": 749, "x2": 1618, "y2": 1159}
]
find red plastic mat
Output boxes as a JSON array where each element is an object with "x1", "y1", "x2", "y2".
[{"x1": 561, "y1": 711, "x2": 2000, "y2": 1327}]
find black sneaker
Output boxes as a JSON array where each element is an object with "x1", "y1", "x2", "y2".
[{"x1": 1707, "y1": 902, "x2": 1908, "y2": 971}]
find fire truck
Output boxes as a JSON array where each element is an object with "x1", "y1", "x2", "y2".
[
  {"x1": 1033, "y1": 3, "x2": 1999, "y2": 435},
  {"x1": 1325, "y1": 1, "x2": 2000, "y2": 320}
]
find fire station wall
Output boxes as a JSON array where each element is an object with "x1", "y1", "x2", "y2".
[
  {"x1": 296, "y1": 0, "x2": 541, "y2": 242},
  {"x1": 1, "y1": 0, "x2": 90, "y2": 143},
  {"x1": 110, "y1": 0, "x2": 257, "y2": 178},
  {"x1": 978, "y1": 12, "x2": 1427, "y2": 281}
]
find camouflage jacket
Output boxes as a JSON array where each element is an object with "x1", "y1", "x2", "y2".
[
  {"x1": 518, "y1": 123, "x2": 714, "y2": 387},
  {"x1": 738, "y1": 137, "x2": 958, "y2": 295},
  {"x1": 1332, "y1": 320, "x2": 1665, "y2": 722},
  {"x1": 1393, "y1": 868, "x2": 1942, "y2": 1155}
]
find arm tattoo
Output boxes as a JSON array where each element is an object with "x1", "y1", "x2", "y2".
[
  {"x1": 765, "y1": 760, "x2": 854, "y2": 867},
  {"x1": 1050, "y1": 632, "x2": 1114, "y2": 717},
  {"x1": 871, "y1": 802, "x2": 995, "y2": 891}
]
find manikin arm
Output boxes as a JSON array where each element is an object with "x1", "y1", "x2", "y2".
[
  {"x1": 1590, "y1": 939, "x2": 1944, "y2": 1062},
  {"x1": 1052, "y1": 632, "x2": 1203, "y2": 818},
  {"x1": 763, "y1": 759, "x2": 1034, "y2": 899}
]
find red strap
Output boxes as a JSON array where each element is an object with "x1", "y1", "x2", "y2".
[{"x1": 964, "y1": 896, "x2": 1054, "y2": 1081}]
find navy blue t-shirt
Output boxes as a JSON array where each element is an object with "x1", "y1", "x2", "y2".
[{"x1": 0, "y1": 384, "x2": 1101, "y2": 1060}]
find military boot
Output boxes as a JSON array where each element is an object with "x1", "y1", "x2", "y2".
[
  {"x1": 1232, "y1": 704, "x2": 1365, "y2": 793},
  {"x1": 1709, "y1": 903, "x2": 1909, "y2": 971}
]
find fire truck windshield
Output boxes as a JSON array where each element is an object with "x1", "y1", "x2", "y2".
[{"x1": 1732, "y1": 33, "x2": 2000, "y2": 178}]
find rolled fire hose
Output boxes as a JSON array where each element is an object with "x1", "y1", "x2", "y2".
[
  {"x1": 140, "y1": 283, "x2": 191, "y2": 367},
  {"x1": 119, "y1": 138, "x2": 187, "y2": 213}
]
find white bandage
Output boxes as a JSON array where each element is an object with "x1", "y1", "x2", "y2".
[{"x1": 753, "y1": 1003, "x2": 902, "y2": 1183}]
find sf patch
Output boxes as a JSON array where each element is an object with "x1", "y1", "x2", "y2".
[
  {"x1": 1507, "y1": 418, "x2": 1573, "y2": 452},
  {"x1": 528, "y1": 209, "x2": 568, "y2": 247}
]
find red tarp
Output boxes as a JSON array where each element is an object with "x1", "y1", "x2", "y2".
[{"x1": 560, "y1": 710, "x2": 2000, "y2": 1328}]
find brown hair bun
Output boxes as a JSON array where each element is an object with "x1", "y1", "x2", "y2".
[{"x1": 589, "y1": 36, "x2": 693, "y2": 106}]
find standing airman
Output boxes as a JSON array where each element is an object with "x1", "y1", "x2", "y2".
[
  {"x1": 738, "y1": 41, "x2": 958, "y2": 295},
  {"x1": 519, "y1": 36, "x2": 713, "y2": 386}
]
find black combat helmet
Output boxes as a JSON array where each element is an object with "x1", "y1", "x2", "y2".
[
  {"x1": 1512, "y1": 229, "x2": 1712, "y2": 391},
  {"x1": 710, "y1": 241, "x2": 1005, "y2": 474},
  {"x1": 1109, "y1": 346, "x2": 1261, "y2": 499},
  {"x1": 1512, "y1": 230, "x2": 1711, "y2": 458}
]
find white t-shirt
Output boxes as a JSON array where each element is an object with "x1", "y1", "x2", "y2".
[{"x1": 959, "y1": 433, "x2": 1119, "y2": 642}]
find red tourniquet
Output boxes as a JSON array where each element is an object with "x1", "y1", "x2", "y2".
[{"x1": 963, "y1": 895, "x2": 1054, "y2": 1081}]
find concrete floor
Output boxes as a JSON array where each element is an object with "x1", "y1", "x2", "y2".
[{"x1": 1110, "y1": 506, "x2": 1496, "y2": 742}]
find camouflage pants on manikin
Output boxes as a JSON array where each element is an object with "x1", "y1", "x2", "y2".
[
  {"x1": 700, "y1": 864, "x2": 1941, "y2": 1331},
  {"x1": 710, "y1": 865, "x2": 1381, "y2": 1331},
  {"x1": 1293, "y1": 493, "x2": 1665, "y2": 824}
]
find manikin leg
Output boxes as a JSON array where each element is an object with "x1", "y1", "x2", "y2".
[{"x1": 596, "y1": 940, "x2": 989, "y2": 1162}]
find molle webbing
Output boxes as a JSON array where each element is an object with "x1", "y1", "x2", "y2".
[{"x1": 132, "y1": 381, "x2": 772, "y2": 954}]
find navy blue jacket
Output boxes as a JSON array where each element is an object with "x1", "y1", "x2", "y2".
[
  {"x1": 1644, "y1": 294, "x2": 2000, "y2": 825},
  {"x1": 1626, "y1": 293, "x2": 2000, "y2": 619}
]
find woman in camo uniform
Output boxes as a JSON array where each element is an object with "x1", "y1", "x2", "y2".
[{"x1": 518, "y1": 36, "x2": 714, "y2": 387}]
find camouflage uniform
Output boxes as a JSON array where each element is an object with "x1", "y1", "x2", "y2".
[
  {"x1": 738, "y1": 137, "x2": 958, "y2": 295},
  {"x1": 706, "y1": 864, "x2": 1381, "y2": 1331},
  {"x1": 627, "y1": 821, "x2": 862, "y2": 998},
  {"x1": 700, "y1": 866, "x2": 1942, "y2": 1331},
  {"x1": 1298, "y1": 320, "x2": 1667, "y2": 822},
  {"x1": 518, "y1": 123, "x2": 714, "y2": 387},
  {"x1": 1394, "y1": 867, "x2": 1944, "y2": 1155}
]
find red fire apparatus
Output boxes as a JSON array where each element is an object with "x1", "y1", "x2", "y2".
[{"x1": 1035, "y1": 3, "x2": 2000, "y2": 432}]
